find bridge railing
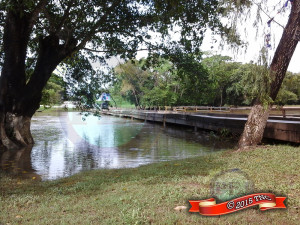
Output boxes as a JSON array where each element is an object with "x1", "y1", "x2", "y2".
[
  {"x1": 111, "y1": 106, "x2": 300, "y2": 117},
  {"x1": 271, "y1": 106, "x2": 300, "y2": 118},
  {"x1": 230, "y1": 106, "x2": 300, "y2": 118}
]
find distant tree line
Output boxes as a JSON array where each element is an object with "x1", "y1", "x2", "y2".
[{"x1": 111, "y1": 55, "x2": 300, "y2": 108}]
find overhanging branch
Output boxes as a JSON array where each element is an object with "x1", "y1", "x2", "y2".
[
  {"x1": 55, "y1": 0, "x2": 76, "y2": 33},
  {"x1": 29, "y1": 0, "x2": 48, "y2": 29},
  {"x1": 83, "y1": 47, "x2": 159, "y2": 53},
  {"x1": 253, "y1": 1, "x2": 285, "y2": 29}
]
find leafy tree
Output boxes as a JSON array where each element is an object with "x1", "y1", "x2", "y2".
[
  {"x1": 112, "y1": 55, "x2": 213, "y2": 108},
  {"x1": 167, "y1": 51, "x2": 211, "y2": 105},
  {"x1": 202, "y1": 55, "x2": 236, "y2": 106},
  {"x1": 139, "y1": 59, "x2": 178, "y2": 107},
  {"x1": 114, "y1": 60, "x2": 151, "y2": 107},
  {"x1": 40, "y1": 74, "x2": 65, "y2": 108},
  {"x1": 114, "y1": 53, "x2": 300, "y2": 110},
  {"x1": 238, "y1": 1, "x2": 300, "y2": 149},
  {"x1": 0, "y1": 0, "x2": 233, "y2": 149},
  {"x1": 283, "y1": 72, "x2": 300, "y2": 99},
  {"x1": 275, "y1": 72, "x2": 300, "y2": 105},
  {"x1": 275, "y1": 89, "x2": 298, "y2": 105},
  {"x1": 223, "y1": 63, "x2": 248, "y2": 106}
]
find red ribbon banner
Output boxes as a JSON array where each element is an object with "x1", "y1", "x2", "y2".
[{"x1": 189, "y1": 193, "x2": 286, "y2": 216}]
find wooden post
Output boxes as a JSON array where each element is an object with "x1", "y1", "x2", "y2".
[
  {"x1": 163, "y1": 115, "x2": 166, "y2": 127},
  {"x1": 282, "y1": 108, "x2": 286, "y2": 118}
]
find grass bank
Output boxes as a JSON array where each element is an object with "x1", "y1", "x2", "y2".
[{"x1": 1, "y1": 145, "x2": 299, "y2": 224}]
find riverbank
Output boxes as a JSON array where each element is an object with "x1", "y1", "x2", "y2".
[{"x1": 1, "y1": 145, "x2": 299, "y2": 224}]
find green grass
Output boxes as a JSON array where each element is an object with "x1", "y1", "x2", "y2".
[
  {"x1": 115, "y1": 101, "x2": 136, "y2": 109},
  {"x1": 1, "y1": 145, "x2": 299, "y2": 224}
]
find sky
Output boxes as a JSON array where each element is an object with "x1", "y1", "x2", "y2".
[
  {"x1": 104, "y1": 1, "x2": 300, "y2": 73},
  {"x1": 199, "y1": 1, "x2": 300, "y2": 74}
]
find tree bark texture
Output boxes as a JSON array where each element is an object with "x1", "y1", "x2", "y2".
[
  {"x1": 238, "y1": 103, "x2": 270, "y2": 149},
  {"x1": 238, "y1": 0, "x2": 300, "y2": 149}
]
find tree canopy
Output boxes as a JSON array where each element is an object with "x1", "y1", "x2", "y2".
[
  {"x1": 0, "y1": 0, "x2": 248, "y2": 148},
  {"x1": 0, "y1": 0, "x2": 245, "y2": 114}
]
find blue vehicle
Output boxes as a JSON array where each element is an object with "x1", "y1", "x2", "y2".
[{"x1": 101, "y1": 101, "x2": 109, "y2": 110}]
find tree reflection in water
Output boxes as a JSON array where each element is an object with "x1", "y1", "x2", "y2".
[
  {"x1": 1, "y1": 112, "x2": 235, "y2": 180},
  {"x1": 0, "y1": 146, "x2": 41, "y2": 180}
]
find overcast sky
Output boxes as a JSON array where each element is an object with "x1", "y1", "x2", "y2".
[
  {"x1": 105, "y1": 1, "x2": 299, "y2": 73},
  {"x1": 200, "y1": 1, "x2": 300, "y2": 74}
]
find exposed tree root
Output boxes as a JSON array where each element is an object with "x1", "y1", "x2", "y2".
[{"x1": 0, "y1": 113, "x2": 34, "y2": 149}]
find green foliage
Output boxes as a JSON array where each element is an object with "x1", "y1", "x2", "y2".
[
  {"x1": 168, "y1": 51, "x2": 211, "y2": 105},
  {"x1": 202, "y1": 54, "x2": 237, "y2": 105},
  {"x1": 275, "y1": 72, "x2": 300, "y2": 105},
  {"x1": 275, "y1": 89, "x2": 298, "y2": 105},
  {"x1": 40, "y1": 74, "x2": 65, "y2": 107},
  {"x1": 0, "y1": 0, "x2": 252, "y2": 112},
  {"x1": 112, "y1": 54, "x2": 300, "y2": 108},
  {"x1": 112, "y1": 55, "x2": 212, "y2": 107},
  {"x1": 0, "y1": 0, "x2": 231, "y2": 74},
  {"x1": 239, "y1": 63, "x2": 271, "y2": 106}
]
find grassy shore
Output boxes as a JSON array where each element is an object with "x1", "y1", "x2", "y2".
[{"x1": 1, "y1": 145, "x2": 299, "y2": 224}]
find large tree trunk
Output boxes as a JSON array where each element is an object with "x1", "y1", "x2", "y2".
[
  {"x1": 5, "y1": 113, "x2": 34, "y2": 146},
  {"x1": 0, "y1": 8, "x2": 72, "y2": 150},
  {"x1": 0, "y1": 10, "x2": 33, "y2": 149},
  {"x1": 238, "y1": 1, "x2": 300, "y2": 149},
  {"x1": 238, "y1": 103, "x2": 270, "y2": 149},
  {"x1": 0, "y1": 42, "x2": 66, "y2": 149},
  {"x1": 0, "y1": 112, "x2": 18, "y2": 149}
]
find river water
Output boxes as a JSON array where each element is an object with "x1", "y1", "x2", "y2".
[{"x1": 0, "y1": 111, "x2": 234, "y2": 180}]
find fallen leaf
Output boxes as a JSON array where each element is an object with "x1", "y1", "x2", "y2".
[{"x1": 174, "y1": 206, "x2": 187, "y2": 212}]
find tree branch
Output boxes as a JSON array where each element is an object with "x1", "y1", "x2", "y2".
[
  {"x1": 55, "y1": 0, "x2": 75, "y2": 33},
  {"x1": 253, "y1": 1, "x2": 284, "y2": 29},
  {"x1": 83, "y1": 47, "x2": 158, "y2": 53},
  {"x1": 43, "y1": 10, "x2": 56, "y2": 33},
  {"x1": 29, "y1": 0, "x2": 48, "y2": 29},
  {"x1": 73, "y1": 1, "x2": 121, "y2": 52}
]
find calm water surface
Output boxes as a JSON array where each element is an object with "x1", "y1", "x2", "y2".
[{"x1": 1, "y1": 112, "x2": 234, "y2": 180}]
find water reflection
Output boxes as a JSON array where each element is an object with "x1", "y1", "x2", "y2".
[
  {"x1": 0, "y1": 146, "x2": 41, "y2": 180},
  {"x1": 1, "y1": 112, "x2": 234, "y2": 180}
]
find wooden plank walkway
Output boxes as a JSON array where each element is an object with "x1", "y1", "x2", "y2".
[{"x1": 102, "y1": 110, "x2": 300, "y2": 143}]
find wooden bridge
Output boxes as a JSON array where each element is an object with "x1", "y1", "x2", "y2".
[{"x1": 102, "y1": 108, "x2": 300, "y2": 143}]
